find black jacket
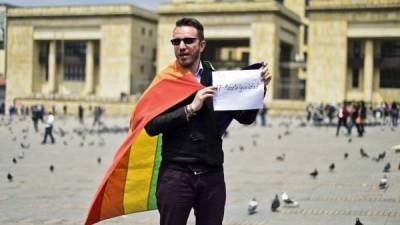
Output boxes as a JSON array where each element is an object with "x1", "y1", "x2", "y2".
[{"x1": 145, "y1": 64, "x2": 259, "y2": 166}]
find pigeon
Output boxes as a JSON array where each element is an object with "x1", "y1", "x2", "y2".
[
  {"x1": 63, "y1": 141, "x2": 68, "y2": 146},
  {"x1": 344, "y1": 152, "x2": 349, "y2": 159},
  {"x1": 20, "y1": 143, "x2": 30, "y2": 149},
  {"x1": 392, "y1": 144, "x2": 400, "y2": 153},
  {"x1": 49, "y1": 165, "x2": 54, "y2": 173},
  {"x1": 383, "y1": 162, "x2": 391, "y2": 173},
  {"x1": 379, "y1": 174, "x2": 388, "y2": 189},
  {"x1": 79, "y1": 142, "x2": 84, "y2": 147},
  {"x1": 277, "y1": 134, "x2": 282, "y2": 140},
  {"x1": 239, "y1": 146, "x2": 244, "y2": 151},
  {"x1": 276, "y1": 153, "x2": 285, "y2": 161},
  {"x1": 398, "y1": 162, "x2": 400, "y2": 170},
  {"x1": 271, "y1": 194, "x2": 280, "y2": 212},
  {"x1": 355, "y1": 217, "x2": 363, "y2": 225},
  {"x1": 329, "y1": 163, "x2": 335, "y2": 172},
  {"x1": 378, "y1": 151, "x2": 386, "y2": 160},
  {"x1": 252, "y1": 140, "x2": 257, "y2": 147},
  {"x1": 348, "y1": 138, "x2": 352, "y2": 143},
  {"x1": 7, "y1": 173, "x2": 13, "y2": 182},
  {"x1": 97, "y1": 157, "x2": 102, "y2": 164},
  {"x1": 281, "y1": 192, "x2": 299, "y2": 208},
  {"x1": 248, "y1": 197, "x2": 258, "y2": 215},
  {"x1": 18, "y1": 152, "x2": 25, "y2": 159},
  {"x1": 310, "y1": 169, "x2": 318, "y2": 179},
  {"x1": 284, "y1": 130, "x2": 291, "y2": 136},
  {"x1": 12, "y1": 136, "x2": 17, "y2": 141},
  {"x1": 360, "y1": 148, "x2": 369, "y2": 158},
  {"x1": 12, "y1": 158, "x2": 17, "y2": 164}
]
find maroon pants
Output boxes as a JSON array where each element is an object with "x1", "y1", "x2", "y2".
[{"x1": 156, "y1": 165, "x2": 226, "y2": 225}]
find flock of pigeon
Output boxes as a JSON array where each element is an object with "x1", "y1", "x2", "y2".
[
  {"x1": 2, "y1": 115, "x2": 128, "y2": 184},
  {"x1": 2, "y1": 115, "x2": 399, "y2": 225},
  {"x1": 234, "y1": 121, "x2": 400, "y2": 225}
]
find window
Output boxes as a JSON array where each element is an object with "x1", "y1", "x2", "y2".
[
  {"x1": 141, "y1": 27, "x2": 146, "y2": 35},
  {"x1": 305, "y1": 0, "x2": 310, "y2": 6},
  {"x1": 352, "y1": 68, "x2": 360, "y2": 88},
  {"x1": 304, "y1": 25, "x2": 308, "y2": 45},
  {"x1": 140, "y1": 45, "x2": 145, "y2": 53},
  {"x1": 149, "y1": 29, "x2": 153, "y2": 37},
  {"x1": 380, "y1": 69, "x2": 400, "y2": 88},
  {"x1": 64, "y1": 42, "x2": 86, "y2": 81},
  {"x1": 241, "y1": 52, "x2": 249, "y2": 63},
  {"x1": 152, "y1": 48, "x2": 157, "y2": 61},
  {"x1": 381, "y1": 41, "x2": 400, "y2": 57},
  {"x1": 0, "y1": 28, "x2": 4, "y2": 50}
]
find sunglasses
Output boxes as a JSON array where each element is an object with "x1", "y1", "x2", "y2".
[{"x1": 170, "y1": 38, "x2": 200, "y2": 46}]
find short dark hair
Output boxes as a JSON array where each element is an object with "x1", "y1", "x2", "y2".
[{"x1": 175, "y1": 17, "x2": 204, "y2": 40}]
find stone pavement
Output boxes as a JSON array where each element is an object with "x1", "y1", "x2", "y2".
[{"x1": 0, "y1": 115, "x2": 399, "y2": 225}]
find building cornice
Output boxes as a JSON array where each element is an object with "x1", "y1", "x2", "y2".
[
  {"x1": 7, "y1": 4, "x2": 158, "y2": 22},
  {"x1": 159, "y1": 1, "x2": 302, "y2": 25},
  {"x1": 307, "y1": 0, "x2": 400, "y2": 13}
]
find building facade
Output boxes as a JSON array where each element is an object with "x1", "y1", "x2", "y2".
[
  {"x1": 159, "y1": 0, "x2": 400, "y2": 113},
  {"x1": 4, "y1": 1, "x2": 400, "y2": 115},
  {"x1": 307, "y1": 0, "x2": 400, "y2": 104},
  {"x1": 5, "y1": 5, "x2": 157, "y2": 114}
]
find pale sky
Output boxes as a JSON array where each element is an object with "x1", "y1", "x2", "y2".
[{"x1": 0, "y1": 0, "x2": 172, "y2": 11}]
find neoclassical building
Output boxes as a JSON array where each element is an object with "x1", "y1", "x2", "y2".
[
  {"x1": 3, "y1": 0, "x2": 400, "y2": 114},
  {"x1": 5, "y1": 5, "x2": 157, "y2": 114},
  {"x1": 307, "y1": 0, "x2": 400, "y2": 104},
  {"x1": 159, "y1": 0, "x2": 400, "y2": 113}
]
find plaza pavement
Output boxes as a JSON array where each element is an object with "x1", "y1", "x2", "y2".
[{"x1": 0, "y1": 114, "x2": 399, "y2": 225}]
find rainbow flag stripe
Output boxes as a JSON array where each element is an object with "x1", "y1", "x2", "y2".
[{"x1": 85, "y1": 62, "x2": 203, "y2": 225}]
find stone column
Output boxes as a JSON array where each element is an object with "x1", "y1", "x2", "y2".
[
  {"x1": 48, "y1": 40, "x2": 56, "y2": 93},
  {"x1": 363, "y1": 39, "x2": 374, "y2": 102},
  {"x1": 83, "y1": 41, "x2": 94, "y2": 95}
]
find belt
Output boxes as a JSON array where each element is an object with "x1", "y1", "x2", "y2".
[{"x1": 162, "y1": 161, "x2": 223, "y2": 175}]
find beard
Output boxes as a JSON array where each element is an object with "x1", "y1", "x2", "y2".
[{"x1": 176, "y1": 50, "x2": 201, "y2": 68}]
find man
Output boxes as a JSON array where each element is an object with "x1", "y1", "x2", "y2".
[
  {"x1": 42, "y1": 111, "x2": 55, "y2": 144},
  {"x1": 144, "y1": 18, "x2": 271, "y2": 225},
  {"x1": 336, "y1": 102, "x2": 349, "y2": 136}
]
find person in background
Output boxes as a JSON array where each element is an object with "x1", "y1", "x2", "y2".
[
  {"x1": 336, "y1": 102, "x2": 350, "y2": 136},
  {"x1": 391, "y1": 101, "x2": 399, "y2": 127},
  {"x1": 356, "y1": 101, "x2": 367, "y2": 137},
  {"x1": 78, "y1": 105, "x2": 84, "y2": 124},
  {"x1": 42, "y1": 111, "x2": 55, "y2": 144}
]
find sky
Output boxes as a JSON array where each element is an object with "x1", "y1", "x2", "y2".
[{"x1": 0, "y1": 0, "x2": 172, "y2": 11}]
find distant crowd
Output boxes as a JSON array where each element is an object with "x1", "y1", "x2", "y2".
[
  {"x1": 306, "y1": 101, "x2": 399, "y2": 137},
  {"x1": 4, "y1": 104, "x2": 106, "y2": 144}
]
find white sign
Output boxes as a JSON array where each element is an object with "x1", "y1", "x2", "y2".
[{"x1": 212, "y1": 69, "x2": 264, "y2": 111}]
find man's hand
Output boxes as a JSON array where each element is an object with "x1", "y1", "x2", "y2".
[
  {"x1": 260, "y1": 62, "x2": 272, "y2": 87},
  {"x1": 190, "y1": 86, "x2": 217, "y2": 112}
]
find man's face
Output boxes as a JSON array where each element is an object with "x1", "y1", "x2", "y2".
[{"x1": 172, "y1": 26, "x2": 205, "y2": 68}]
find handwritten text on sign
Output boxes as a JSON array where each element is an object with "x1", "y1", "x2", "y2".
[{"x1": 212, "y1": 69, "x2": 264, "y2": 111}]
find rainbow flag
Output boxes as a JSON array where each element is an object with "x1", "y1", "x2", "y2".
[{"x1": 84, "y1": 62, "x2": 203, "y2": 225}]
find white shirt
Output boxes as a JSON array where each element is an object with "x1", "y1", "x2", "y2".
[
  {"x1": 194, "y1": 62, "x2": 203, "y2": 82},
  {"x1": 45, "y1": 114, "x2": 54, "y2": 127}
]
